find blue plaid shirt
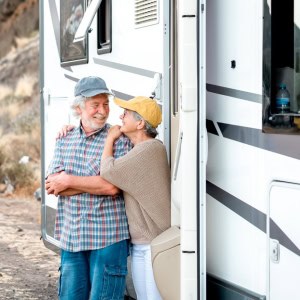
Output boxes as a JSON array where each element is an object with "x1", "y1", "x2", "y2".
[{"x1": 47, "y1": 123, "x2": 132, "y2": 252}]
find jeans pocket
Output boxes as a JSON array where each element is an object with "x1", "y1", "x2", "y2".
[{"x1": 100, "y1": 265, "x2": 127, "y2": 300}]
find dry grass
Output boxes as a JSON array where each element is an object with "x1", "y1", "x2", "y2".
[
  {"x1": 1, "y1": 102, "x2": 22, "y2": 118},
  {"x1": 0, "y1": 133, "x2": 39, "y2": 162},
  {"x1": 0, "y1": 85, "x2": 13, "y2": 102},
  {"x1": 15, "y1": 74, "x2": 37, "y2": 98},
  {"x1": 0, "y1": 24, "x2": 40, "y2": 198},
  {"x1": 0, "y1": 71, "x2": 40, "y2": 197},
  {"x1": 14, "y1": 36, "x2": 32, "y2": 49}
]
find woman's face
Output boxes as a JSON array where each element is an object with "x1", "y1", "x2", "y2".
[{"x1": 119, "y1": 109, "x2": 141, "y2": 134}]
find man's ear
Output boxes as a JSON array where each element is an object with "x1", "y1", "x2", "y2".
[
  {"x1": 136, "y1": 119, "x2": 145, "y2": 130},
  {"x1": 76, "y1": 106, "x2": 82, "y2": 115}
]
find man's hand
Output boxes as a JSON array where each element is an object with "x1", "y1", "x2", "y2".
[{"x1": 46, "y1": 172, "x2": 70, "y2": 196}]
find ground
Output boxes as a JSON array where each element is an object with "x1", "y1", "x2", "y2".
[{"x1": 0, "y1": 196, "x2": 59, "y2": 299}]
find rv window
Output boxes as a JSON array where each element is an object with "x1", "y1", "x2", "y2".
[
  {"x1": 60, "y1": 0, "x2": 88, "y2": 66},
  {"x1": 97, "y1": 0, "x2": 112, "y2": 54},
  {"x1": 263, "y1": 0, "x2": 300, "y2": 134}
]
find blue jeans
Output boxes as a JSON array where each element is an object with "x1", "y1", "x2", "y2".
[{"x1": 58, "y1": 240, "x2": 129, "y2": 300}]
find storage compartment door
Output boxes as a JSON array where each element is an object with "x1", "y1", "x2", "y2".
[{"x1": 269, "y1": 181, "x2": 300, "y2": 300}]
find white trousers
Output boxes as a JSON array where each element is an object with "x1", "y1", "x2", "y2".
[{"x1": 131, "y1": 244, "x2": 162, "y2": 300}]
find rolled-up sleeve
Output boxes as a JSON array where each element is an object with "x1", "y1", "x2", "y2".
[{"x1": 46, "y1": 139, "x2": 65, "y2": 177}]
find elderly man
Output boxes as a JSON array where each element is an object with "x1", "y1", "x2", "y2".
[{"x1": 46, "y1": 76, "x2": 131, "y2": 300}]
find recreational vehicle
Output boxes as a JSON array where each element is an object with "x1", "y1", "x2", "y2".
[{"x1": 40, "y1": 0, "x2": 300, "y2": 299}]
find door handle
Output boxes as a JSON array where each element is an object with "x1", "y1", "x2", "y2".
[{"x1": 270, "y1": 239, "x2": 280, "y2": 263}]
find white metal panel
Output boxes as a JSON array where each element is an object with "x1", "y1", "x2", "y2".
[
  {"x1": 207, "y1": 0, "x2": 263, "y2": 94},
  {"x1": 206, "y1": 92, "x2": 262, "y2": 130},
  {"x1": 207, "y1": 195, "x2": 267, "y2": 296},
  {"x1": 207, "y1": 134, "x2": 266, "y2": 214},
  {"x1": 106, "y1": 0, "x2": 163, "y2": 71}
]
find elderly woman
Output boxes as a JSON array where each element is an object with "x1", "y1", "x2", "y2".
[{"x1": 101, "y1": 96, "x2": 170, "y2": 300}]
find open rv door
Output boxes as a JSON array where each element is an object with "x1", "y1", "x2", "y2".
[
  {"x1": 167, "y1": 0, "x2": 206, "y2": 298},
  {"x1": 179, "y1": 1, "x2": 206, "y2": 299}
]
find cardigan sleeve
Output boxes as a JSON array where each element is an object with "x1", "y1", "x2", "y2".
[
  {"x1": 100, "y1": 141, "x2": 160, "y2": 193},
  {"x1": 100, "y1": 146, "x2": 141, "y2": 193}
]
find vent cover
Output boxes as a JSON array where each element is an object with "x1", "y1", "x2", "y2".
[{"x1": 135, "y1": 0, "x2": 159, "y2": 28}]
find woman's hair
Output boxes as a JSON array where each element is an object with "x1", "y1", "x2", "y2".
[
  {"x1": 132, "y1": 111, "x2": 158, "y2": 138},
  {"x1": 70, "y1": 95, "x2": 87, "y2": 118}
]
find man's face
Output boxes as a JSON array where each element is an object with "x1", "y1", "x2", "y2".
[{"x1": 78, "y1": 94, "x2": 110, "y2": 131}]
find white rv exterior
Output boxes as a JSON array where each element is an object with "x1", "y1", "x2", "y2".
[{"x1": 40, "y1": 0, "x2": 300, "y2": 299}]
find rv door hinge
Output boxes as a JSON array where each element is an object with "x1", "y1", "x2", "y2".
[
  {"x1": 150, "y1": 73, "x2": 162, "y2": 100},
  {"x1": 201, "y1": 4, "x2": 205, "y2": 13},
  {"x1": 182, "y1": 15, "x2": 196, "y2": 18}
]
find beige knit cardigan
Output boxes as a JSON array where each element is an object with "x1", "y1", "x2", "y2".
[{"x1": 101, "y1": 139, "x2": 171, "y2": 244}]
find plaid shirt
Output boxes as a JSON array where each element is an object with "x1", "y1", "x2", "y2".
[{"x1": 47, "y1": 123, "x2": 132, "y2": 252}]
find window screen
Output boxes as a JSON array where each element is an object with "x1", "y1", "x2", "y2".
[{"x1": 60, "y1": 0, "x2": 88, "y2": 66}]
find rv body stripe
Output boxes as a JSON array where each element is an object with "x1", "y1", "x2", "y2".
[
  {"x1": 218, "y1": 122, "x2": 300, "y2": 160},
  {"x1": 270, "y1": 218, "x2": 300, "y2": 256},
  {"x1": 206, "y1": 181, "x2": 267, "y2": 233},
  {"x1": 207, "y1": 181, "x2": 300, "y2": 257},
  {"x1": 63, "y1": 75, "x2": 133, "y2": 100},
  {"x1": 48, "y1": 0, "x2": 60, "y2": 56},
  {"x1": 111, "y1": 90, "x2": 133, "y2": 100},
  {"x1": 207, "y1": 274, "x2": 266, "y2": 300},
  {"x1": 93, "y1": 58, "x2": 157, "y2": 78},
  {"x1": 206, "y1": 120, "x2": 218, "y2": 136},
  {"x1": 206, "y1": 84, "x2": 262, "y2": 103},
  {"x1": 64, "y1": 74, "x2": 78, "y2": 82}
]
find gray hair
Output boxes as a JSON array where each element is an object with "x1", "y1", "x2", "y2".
[
  {"x1": 70, "y1": 95, "x2": 86, "y2": 118},
  {"x1": 70, "y1": 94, "x2": 110, "y2": 118},
  {"x1": 132, "y1": 111, "x2": 158, "y2": 138}
]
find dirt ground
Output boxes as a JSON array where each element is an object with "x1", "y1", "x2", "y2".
[{"x1": 0, "y1": 196, "x2": 59, "y2": 300}]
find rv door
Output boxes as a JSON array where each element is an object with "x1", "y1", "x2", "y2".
[{"x1": 174, "y1": 1, "x2": 207, "y2": 299}]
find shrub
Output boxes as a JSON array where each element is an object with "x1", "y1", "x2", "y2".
[
  {"x1": 0, "y1": 84, "x2": 13, "y2": 104},
  {"x1": 15, "y1": 74, "x2": 37, "y2": 99},
  {"x1": 3, "y1": 161, "x2": 34, "y2": 189},
  {"x1": 0, "y1": 136, "x2": 39, "y2": 196}
]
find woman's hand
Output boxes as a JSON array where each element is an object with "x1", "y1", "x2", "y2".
[
  {"x1": 56, "y1": 124, "x2": 75, "y2": 139},
  {"x1": 107, "y1": 125, "x2": 122, "y2": 141}
]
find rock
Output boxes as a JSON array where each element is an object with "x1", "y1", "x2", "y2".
[
  {"x1": 0, "y1": 0, "x2": 39, "y2": 59},
  {"x1": 4, "y1": 183, "x2": 14, "y2": 196},
  {"x1": 19, "y1": 155, "x2": 30, "y2": 164},
  {"x1": 34, "y1": 187, "x2": 41, "y2": 201},
  {"x1": 0, "y1": 183, "x2": 6, "y2": 193}
]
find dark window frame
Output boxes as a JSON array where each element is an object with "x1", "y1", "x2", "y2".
[
  {"x1": 263, "y1": 0, "x2": 300, "y2": 134},
  {"x1": 97, "y1": 0, "x2": 112, "y2": 55}
]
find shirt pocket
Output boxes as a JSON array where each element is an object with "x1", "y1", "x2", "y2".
[{"x1": 85, "y1": 157, "x2": 101, "y2": 176}]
